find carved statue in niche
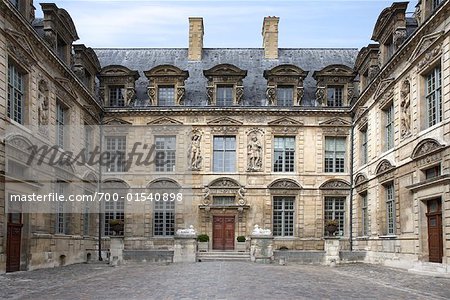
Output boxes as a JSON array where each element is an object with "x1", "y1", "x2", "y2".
[
  {"x1": 37, "y1": 80, "x2": 49, "y2": 134},
  {"x1": 247, "y1": 131, "x2": 262, "y2": 172},
  {"x1": 400, "y1": 79, "x2": 411, "y2": 138},
  {"x1": 188, "y1": 130, "x2": 203, "y2": 170}
]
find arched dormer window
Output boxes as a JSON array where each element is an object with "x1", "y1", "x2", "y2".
[
  {"x1": 144, "y1": 65, "x2": 189, "y2": 106},
  {"x1": 263, "y1": 64, "x2": 308, "y2": 107},
  {"x1": 203, "y1": 64, "x2": 247, "y2": 106},
  {"x1": 98, "y1": 65, "x2": 139, "y2": 107},
  {"x1": 313, "y1": 64, "x2": 356, "y2": 107}
]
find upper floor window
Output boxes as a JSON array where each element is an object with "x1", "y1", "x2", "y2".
[
  {"x1": 385, "y1": 182, "x2": 395, "y2": 235},
  {"x1": 273, "y1": 196, "x2": 295, "y2": 237},
  {"x1": 327, "y1": 86, "x2": 344, "y2": 107},
  {"x1": 109, "y1": 86, "x2": 125, "y2": 107},
  {"x1": 426, "y1": 66, "x2": 442, "y2": 127},
  {"x1": 213, "y1": 136, "x2": 236, "y2": 172},
  {"x1": 56, "y1": 37, "x2": 67, "y2": 62},
  {"x1": 424, "y1": 164, "x2": 441, "y2": 180},
  {"x1": 276, "y1": 86, "x2": 294, "y2": 107},
  {"x1": 325, "y1": 197, "x2": 345, "y2": 236},
  {"x1": 56, "y1": 101, "x2": 67, "y2": 149},
  {"x1": 7, "y1": 61, "x2": 25, "y2": 124},
  {"x1": 158, "y1": 86, "x2": 175, "y2": 106},
  {"x1": 432, "y1": 0, "x2": 443, "y2": 10},
  {"x1": 105, "y1": 136, "x2": 126, "y2": 172},
  {"x1": 155, "y1": 136, "x2": 176, "y2": 172},
  {"x1": 325, "y1": 137, "x2": 346, "y2": 173},
  {"x1": 360, "y1": 127, "x2": 368, "y2": 165},
  {"x1": 216, "y1": 85, "x2": 233, "y2": 106},
  {"x1": 9, "y1": 0, "x2": 19, "y2": 8},
  {"x1": 384, "y1": 103, "x2": 394, "y2": 150},
  {"x1": 273, "y1": 136, "x2": 295, "y2": 172}
]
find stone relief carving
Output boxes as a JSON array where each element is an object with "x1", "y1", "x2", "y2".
[
  {"x1": 202, "y1": 187, "x2": 211, "y2": 205},
  {"x1": 320, "y1": 180, "x2": 350, "y2": 189},
  {"x1": 315, "y1": 87, "x2": 326, "y2": 105},
  {"x1": 206, "y1": 85, "x2": 214, "y2": 105},
  {"x1": 376, "y1": 159, "x2": 395, "y2": 175},
  {"x1": 393, "y1": 28, "x2": 407, "y2": 48},
  {"x1": 411, "y1": 139, "x2": 444, "y2": 159},
  {"x1": 147, "y1": 87, "x2": 156, "y2": 106},
  {"x1": 268, "y1": 179, "x2": 301, "y2": 189},
  {"x1": 236, "y1": 86, "x2": 244, "y2": 104},
  {"x1": 37, "y1": 80, "x2": 49, "y2": 135},
  {"x1": 417, "y1": 43, "x2": 442, "y2": 71},
  {"x1": 126, "y1": 88, "x2": 135, "y2": 106},
  {"x1": 237, "y1": 187, "x2": 247, "y2": 206},
  {"x1": 266, "y1": 86, "x2": 276, "y2": 105},
  {"x1": 247, "y1": 130, "x2": 263, "y2": 172},
  {"x1": 176, "y1": 86, "x2": 185, "y2": 105},
  {"x1": 188, "y1": 129, "x2": 203, "y2": 171},
  {"x1": 354, "y1": 173, "x2": 368, "y2": 186},
  {"x1": 296, "y1": 87, "x2": 304, "y2": 105},
  {"x1": 368, "y1": 65, "x2": 380, "y2": 82},
  {"x1": 400, "y1": 79, "x2": 411, "y2": 138}
]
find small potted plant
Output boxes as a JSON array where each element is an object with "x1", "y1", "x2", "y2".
[
  {"x1": 109, "y1": 219, "x2": 124, "y2": 236},
  {"x1": 325, "y1": 219, "x2": 339, "y2": 236},
  {"x1": 236, "y1": 236, "x2": 247, "y2": 252},
  {"x1": 197, "y1": 234, "x2": 209, "y2": 252}
]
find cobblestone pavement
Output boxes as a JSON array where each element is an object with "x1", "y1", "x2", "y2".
[{"x1": 1, "y1": 262, "x2": 449, "y2": 300}]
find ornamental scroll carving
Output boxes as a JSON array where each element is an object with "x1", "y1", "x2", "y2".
[
  {"x1": 202, "y1": 178, "x2": 246, "y2": 206},
  {"x1": 400, "y1": 79, "x2": 411, "y2": 138}
]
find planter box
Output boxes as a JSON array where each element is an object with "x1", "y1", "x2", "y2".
[
  {"x1": 198, "y1": 241, "x2": 209, "y2": 252},
  {"x1": 236, "y1": 242, "x2": 247, "y2": 252}
]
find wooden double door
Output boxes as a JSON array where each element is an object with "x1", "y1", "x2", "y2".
[
  {"x1": 213, "y1": 216, "x2": 235, "y2": 250},
  {"x1": 6, "y1": 212, "x2": 22, "y2": 272},
  {"x1": 426, "y1": 199, "x2": 443, "y2": 263}
]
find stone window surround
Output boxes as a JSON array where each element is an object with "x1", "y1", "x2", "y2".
[
  {"x1": 99, "y1": 65, "x2": 139, "y2": 107},
  {"x1": 144, "y1": 65, "x2": 189, "y2": 106},
  {"x1": 312, "y1": 64, "x2": 355, "y2": 107},
  {"x1": 420, "y1": 63, "x2": 442, "y2": 130},
  {"x1": 204, "y1": 64, "x2": 247, "y2": 106},
  {"x1": 7, "y1": 59, "x2": 27, "y2": 125}
]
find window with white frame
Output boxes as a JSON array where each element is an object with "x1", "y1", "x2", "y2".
[
  {"x1": 56, "y1": 101, "x2": 67, "y2": 149},
  {"x1": 154, "y1": 200, "x2": 175, "y2": 236},
  {"x1": 384, "y1": 103, "x2": 394, "y2": 150},
  {"x1": 325, "y1": 137, "x2": 346, "y2": 173},
  {"x1": 216, "y1": 85, "x2": 233, "y2": 106},
  {"x1": 324, "y1": 197, "x2": 345, "y2": 236},
  {"x1": 360, "y1": 127, "x2": 368, "y2": 165},
  {"x1": 327, "y1": 86, "x2": 344, "y2": 107},
  {"x1": 361, "y1": 193, "x2": 368, "y2": 236},
  {"x1": 104, "y1": 198, "x2": 124, "y2": 236},
  {"x1": 155, "y1": 136, "x2": 176, "y2": 172},
  {"x1": 273, "y1": 196, "x2": 294, "y2": 237},
  {"x1": 385, "y1": 182, "x2": 395, "y2": 235},
  {"x1": 158, "y1": 85, "x2": 175, "y2": 106},
  {"x1": 276, "y1": 86, "x2": 294, "y2": 107},
  {"x1": 7, "y1": 61, "x2": 25, "y2": 124},
  {"x1": 105, "y1": 136, "x2": 126, "y2": 172},
  {"x1": 55, "y1": 181, "x2": 69, "y2": 234},
  {"x1": 109, "y1": 86, "x2": 125, "y2": 107},
  {"x1": 213, "y1": 136, "x2": 236, "y2": 172},
  {"x1": 426, "y1": 66, "x2": 442, "y2": 127},
  {"x1": 273, "y1": 136, "x2": 295, "y2": 172}
]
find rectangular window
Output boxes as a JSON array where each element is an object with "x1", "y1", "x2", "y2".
[
  {"x1": 216, "y1": 85, "x2": 233, "y2": 106},
  {"x1": 361, "y1": 193, "x2": 368, "y2": 236},
  {"x1": 84, "y1": 124, "x2": 92, "y2": 154},
  {"x1": 424, "y1": 165, "x2": 441, "y2": 180},
  {"x1": 384, "y1": 103, "x2": 394, "y2": 150},
  {"x1": 9, "y1": 0, "x2": 19, "y2": 8},
  {"x1": 154, "y1": 200, "x2": 175, "y2": 236},
  {"x1": 55, "y1": 181, "x2": 69, "y2": 234},
  {"x1": 426, "y1": 66, "x2": 442, "y2": 127},
  {"x1": 109, "y1": 86, "x2": 124, "y2": 107},
  {"x1": 56, "y1": 101, "x2": 66, "y2": 149},
  {"x1": 213, "y1": 196, "x2": 235, "y2": 206},
  {"x1": 213, "y1": 136, "x2": 236, "y2": 172},
  {"x1": 158, "y1": 86, "x2": 175, "y2": 106},
  {"x1": 277, "y1": 86, "x2": 294, "y2": 107},
  {"x1": 7, "y1": 62, "x2": 25, "y2": 124},
  {"x1": 360, "y1": 128, "x2": 368, "y2": 165},
  {"x1": 432, "y1": 0, "x2": 443, "y2": 10},
  {"x1": 385, "y1": 183, "x2": 395, "y2": 235},
  {"x1": 83, "y1": 190, "x2": 92, "y2": 236},
  {"x1": 327, "y1": 86, "x2": 343, "y2": 107},
  {"x1": 325, "y1": 137, "x2": 346, "y2": 173},
  {"x1": 104, "y1": 198, "x2": 125, "y2": 236},
  {"x1": 273, "y1": 136, "x2": 295, "y2": 172},
  {"x1": 273, "y1": 197, "x2": 295, "y2": 237},
  {"x1": 105, "y1": 136, "x2": 126, "y2": 172},
  {"x1": 155, "y1": 136, "x2": 176, "y2": 172},
  {"x1": 324, "y1": 197, "x2": 345, "y2": 236},
  {"x1": 7, "y1": 160, "x2": 26, "y2": 179}
]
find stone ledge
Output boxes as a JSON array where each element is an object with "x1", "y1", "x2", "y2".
[
  {"x1": 274, "y1": 250, "x2": 325, "y2": 264},
  {"x1": 123, "y1": 250, "x2": 173, "y2": 263}
]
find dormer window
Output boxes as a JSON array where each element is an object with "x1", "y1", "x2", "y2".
[
  {"x1": 144, "y1": 65, "x2": 189, "y2": 106},
  {"x1": 72, "y1": 44, "x2": 101, "y2": 94},
  {"x1": 10, "y1": 0, "x2": 19, "y2": 8},
  {"x1": 313, "y1": 65, "x2": 355, "y2": 107},
  {"x1": 264, "y1": 64, "x2": 308, "y2": 107},
  {"x1": 98, "y1": 65, "x2": 139, "y2": 108},
  {"x1": 204, "y1": 64, "x2": 247, "y2": 106},
  {"x1": 56, "y1": 37, "x2": 67, "y2": 62}
]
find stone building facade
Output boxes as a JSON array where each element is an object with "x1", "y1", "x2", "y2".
[{"x1": 0, "y1": 0, "x2": 448, "y2": 274}]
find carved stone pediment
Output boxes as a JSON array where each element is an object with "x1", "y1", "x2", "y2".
[
  {"x1": 375, "y1": 159, "x2": 395, "y2": 176},
  {"x1": 320, "y1": 179, "x2": 350, "y2": 190},
  {"x1": 411, "y1": 139, "x2": 445, "y2": 160},
  {"x1": 268, "y1": 117, "x2": 303, "y2": 127},
  {"x1": 204, "y1": 64, "x2": 247, "y2": 79},
  {"x1": 147, "y1": 117, "x2": 183, "y2": 125},
  {"x1": 5, "y1": 28, "x2": 36, "y2": 59},
  {"x1": 208, "y1": 178, "x2": 241, "y2": 189},
  {"x1": 374, "y1": 78, "x2": 395, "y2": 100},
  {"x1": 268, "y1": 179, "x2": 301, "y2": 190},
  {"x1": 354, "y1": 106, "x2": 367, "y2": 121},
  {"x1": 147, "y1": 178, "x2": 181, "y2": 191},
  {"x1": 319, "y1": 118, "x2": 351, "y2": 126},
  {"x1": 103, "y1": 117, "x2": 132, "y2": 125},
  {"x1": 6, "y1": 135, "x2": 34, "y2": 163},
  {"x1": 55, "y1": 77, "x2": 78, "y2": 101},
  {"x1": 409, "y1": 31, "x2": 444, "y2": 63},
  {"x1": 354, "y1": 173, "x2": 368, "y2": 186},
  {"x1": 312, "y1": 64, "x2": 354, "y2": 79},
  {"x1": 207, "y1": 117, "x2": 243, "y2": 126}
]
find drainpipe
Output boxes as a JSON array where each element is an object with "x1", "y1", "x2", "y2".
[
  {"x1": 98, "y1": 111, "x2": 104, "y2": 261},
  {"x1": 349, "y1": 112, "x2": 355, "y2": 252}
]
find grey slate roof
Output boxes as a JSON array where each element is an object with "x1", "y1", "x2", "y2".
[{"x1": 94, "y1": 48, "x2": 359, "y2": 107}]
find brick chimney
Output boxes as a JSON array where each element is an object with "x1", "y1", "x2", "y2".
[
  {"x1": 262, "y1": 16, "x2": 279, "y2": 60},
  {"x1": 188, "y1": 17, "x2": 204, "y2": 61}
]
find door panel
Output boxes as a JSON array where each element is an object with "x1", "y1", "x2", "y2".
[
  {"x1": 427, "y1": 200, "x2": 443, "y2": 263},
  {"x1": 6, "y1": 213, "x2": 22, "y2": 272},
  {"x1": 213, "y1": 216, "x2": 235, "y2": 250}
]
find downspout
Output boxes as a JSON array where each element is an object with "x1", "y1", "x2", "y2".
[
  {"x1": 349, "y1": 112, "x2": 355, "y2": 252},
  {"x1": 98, "y1": 111, "x2": 104, "y2": 261}
]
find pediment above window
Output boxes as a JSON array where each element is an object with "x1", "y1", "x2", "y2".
[
  {"x1": 264, "y1": 64, "x2": 308, "y2": 106},
  {"x1": 313, "y1": 64, "x2": 356, "y2": 107},
  {"x1": 375, "y1": 159, "x2": 395, "y2": 175},
  {"x1": 203, "y1": 64, "x2": 247, "y2": 79},
  {"x1": 319, "y1": 179, "x2": 350, "y2": 190},
  {"x1": 354, "y1": 173, "x2": 368, "y2": 186},
  {"x1": 319, "y1": 117, "x2": 351, "y2": 126},
  {"x1": 268, "y1": 117, "x2": 303, "y2": 126},
  {"x1": 207, "y1": 117, "x2": 243, "y2": 126},
  {"x1": 371, "y1": 2, "x2": 408, "y2": 43},
  {"x1": 55, "y1": 77, "x2": 78, "y2": 102},
  {"x1": 5, "y1": 28, "x2": 36, "y2": 59},
  {"x1": 411, "y1": 139, "x2": 445, "y2": 160},
  {"x1": 208, "y1": 177, "x2": 242, "y2": 189},
  {"x1": 99, "y1": 65, "x2": 139, "y2": 107},
  {"x1": 147, "y1": 117, "x2": 183, "y2": 125},
  {"x1": 203, "y1": 64, "x2": 247, "y2": 106},
  {"x1": 268, "y1": 179, "x2": 302, "y2": 190},
  {"x1": 103, "y1": 117, "x2": 132, "y2": 125},
  {"x1": 144, "y1": 65, "x2": 189, "y2": 106},
  {"x1": 147, "y1": 178, "x2": 181, "y2": 191}
]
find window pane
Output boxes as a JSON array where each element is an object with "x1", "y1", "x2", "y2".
[
  {"x1": 325, "y1": 137, "x2": 346, "y2": 173},
  {"x1": 273, "y1": 137, "x2": 295, "y2": 172},
  {"x1": 324, "y1": 197, "x2": 345, "y2": 236},
  {"x1": 426, "y1": 67, "x2": 442, "y2": 127},
  {"x1": 216, "y1": 86, "x2": 233, "y2": 106},
  {"x1": 56, "y1": 102, "x2": 65, "y2": 148},
  {"x1": 277, "y1": 86, "x2": 293, "y2": 107},
  {"x1": 106, "y1": 136, "x2": 126, "y2": 172},
  {"x1": 155, "y1": 136, "x2": 176, "y2": 172},
  {"x1": 213, "y1": 136, "x2": 236, "y2": 172},
  {"x1": 154, "y1": 200, "x2": 175, "y2": 236},
  {"x1": 7, "y1": 62, "x2": 25, "y2": 124},
  {"x1": 327, "y1": 86, "x2": 343, "y2": 107},
  {"x1": 158, "y1": 86, "x2": 175, "y2": 106},
  {"x1": 109, "y1": 86, "x2": 125, "y2": 107},
  {"x1": 273, "y1": 197, "x2": 295, "y2": 236}
]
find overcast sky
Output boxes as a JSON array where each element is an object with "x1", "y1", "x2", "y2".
[{"x1": 35, "y1": 0, "x2": 417, "y2": 48}]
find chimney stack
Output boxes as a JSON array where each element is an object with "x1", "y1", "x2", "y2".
[
  {"x1": 262, "y1": 16, "x2": 279, "y2": 60},
  {"x1": 188, "y1": 17, "x2": 204, "y2": 61}
]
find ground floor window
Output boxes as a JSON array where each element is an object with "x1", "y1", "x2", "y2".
[
  {"x1": 324, "y1": 197, "x2": 345, "y2": 236},
  {"x1": 273, "y1": 196, "x2": 295, "y2": 237},
  {"x1": 154, "y1": 200, "x2": 175, "y2": 236}
]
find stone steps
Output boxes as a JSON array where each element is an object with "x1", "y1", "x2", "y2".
[
  {"x1": 408, "y1": 262, "x2": 450, "y2": 278},
  {"x1": 197, "y1": 251, "x2": 251, "y2": 262}
]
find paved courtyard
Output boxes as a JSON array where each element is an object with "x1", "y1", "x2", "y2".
[{"x1": 1, "y1": 262, "x2": 449, "y2": 300}]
